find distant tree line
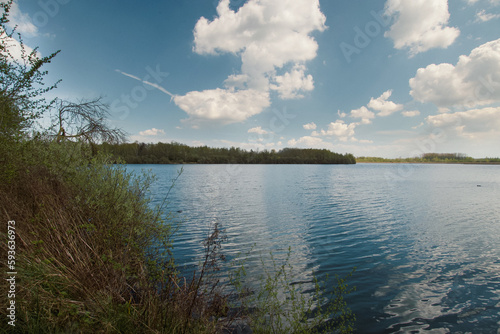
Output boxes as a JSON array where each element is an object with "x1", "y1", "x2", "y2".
[
  {"x1": 357, "y1": 153, "x2": 500, "y2": 164},
  {"x1": 421, "y1": 153, "x2": 470, "y2": 161},
  {"x1": 99, "y1": 142, "x2": 356, "y2": 164}
]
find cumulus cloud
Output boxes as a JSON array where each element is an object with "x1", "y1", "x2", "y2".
[
  {"x1": 175, "y1": 0, "x2": 326, "y2": 125},
  {"x1": 248, "y1": 126, "x2": 269, "y2": 135},
  {"x1": 312, "y1": 120, "x2": 356, "y2": 142},
  {"x1": 367, "y1": 90, "x2": 404, "y2": 117},
  {"x1": 347, "y1": 90, "x2": 404, "y2": 126},
  {"x1": 288, "y1": 136, "x2": 327, "y2": 148},
  {"x1": 350, "y1": 106, "x2": 375, "y2": 124},
  {"x1": 303, "y1": 122, "x2": 317, "y2": 130},
  {"x1": 384, "y1": 0, "x2": 460, "y2": 55},
  {"x1": 219, "y1": 139, "x2": 282, "y2": 151},
  {"x1": 270, "y1": 65, "x2": 314, "y2": 99},
  {"x1": 426, "y1": 106, "x2": 500, "y2": 139},
  {"x1": 402, "y1": 110, "x2": 421, "y2": 117},
  {"x1": 409, "y1": 38, "x2": 500, "y2": 107},
  {"x1": 139, "y1": 128, "x2": 166, "y2": 136},
  {"x1": 174, "y1": 89, "x2": 270, "y2": 126}
]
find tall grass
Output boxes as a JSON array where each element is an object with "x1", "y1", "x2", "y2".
[
  {"x1": 0, "y1": 140, "x2": 232, "y2": 333},
  {"x1": 0, "y1": 139, "x2": 355, "y2": 333}
]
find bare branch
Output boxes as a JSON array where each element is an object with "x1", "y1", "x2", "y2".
[{"x1": 51, "y1": 97, "x2": 127, "y2": 145}]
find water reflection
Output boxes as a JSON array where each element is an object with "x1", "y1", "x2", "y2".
[{"x1": 125, "y1": 164, "x2": 500, "y2": 333}]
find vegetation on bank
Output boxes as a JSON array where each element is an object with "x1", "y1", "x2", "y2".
[
  {"x1": 0, "y1": 2, "x2": 355, "y2": 333},
  {"x1": 100, "y1": 142, "x2": 356, "y2": 165},
  {"x1": 357, "y1": 153, "x2": 500, "y2": 164}
]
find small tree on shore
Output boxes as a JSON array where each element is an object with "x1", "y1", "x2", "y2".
[{"x1": 49, "y1": 97, "x2": 127, "y2": 154}]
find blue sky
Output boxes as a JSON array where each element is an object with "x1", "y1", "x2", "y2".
[{"x1": 7, "y1": 0, "x2": 500, "y2": 158}]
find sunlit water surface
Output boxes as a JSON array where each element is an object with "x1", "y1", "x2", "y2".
[{"x1": 126, "y1": 164, "x2": 500, "y2": 333}]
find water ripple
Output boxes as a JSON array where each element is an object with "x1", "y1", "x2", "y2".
[{"x1": 125, "y1": 164, "x2": 500, "y2": 333}]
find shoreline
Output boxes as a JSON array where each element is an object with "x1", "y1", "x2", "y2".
[{"x1": 356, "y1": 161, "x2": 500, "y2": 165}]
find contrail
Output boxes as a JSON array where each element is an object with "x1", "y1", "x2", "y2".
[{"x1": 115, "y1": 69, "x2": 176, "y2": 99}]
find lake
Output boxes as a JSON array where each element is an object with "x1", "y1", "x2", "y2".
[{"x1": 125, "y1": 163, "x2": 500, "y2": 333}]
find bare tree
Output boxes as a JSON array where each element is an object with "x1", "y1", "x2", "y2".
[{"x1": 51, "y1": 97, "x2": 127, "y2": 154}]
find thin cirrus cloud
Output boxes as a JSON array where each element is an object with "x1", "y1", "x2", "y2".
[
  {"x1": 114, "y1": 69, "x2": 176, "y2": 99},
  {"x1": 175, "y1": 0, "x2": 326, "y2": 126},
  {"x1": 475, "y1": 9, "x2": 500, "y2": 22},
  {"x1": 384, "y1": 0, "x2": 460, "y2": 56}
]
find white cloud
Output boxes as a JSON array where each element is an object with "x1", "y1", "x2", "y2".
[
  {"x1": 412, "y1": 122, "x2": 424, "y2": 129},
  {"x1": 4, "y1": 1, "x2": 38, "y2": 37},
  {"x1": 368, "y1": 90, "x2": 404, "y2": 117},
  {"x1": 115, "y1": 69, "x2": 175, "y2": 98},
  {"x1": 174, "y1": 88, "x2": 270, "y2": 126},
  {"x1": 0, "y1": 30, "x2": 37, "y2": 62},
  {"x1": 0, "y1": 2, "x2": 42, "y2": 63},
  {"x1": 288, "y1": 136, "x2": 331, "y2": 148},
  {"x1": 178, "y1": 0, "x2": 326, "y2": 125},
  {"x1": 402, "y1": 110, "x2": 421, "y2": 117},
  {"x1": 224, "y1": 74, "x2": 249, "y2": 90},
  {"x1": 303, "y1": 122, "x2": 317, "y2": 130},
  {"x1": 384, "y1": 0, "x2": 460, "y2": 55},
  {"x1": 139, "y1": 128, "x2": 165, "y2": 136},
  {"x1": 467, "y1": 0, "x2": 500, "y2": 6},
  {"x1": 270, "y1": 65, "x2": 314, "y2": 99},
  {"x1": 426, "y1": 106, "x2": 500, "y2": 139},
  {"x1": 409, "y1": 38, "x2": 500, "y2": 107},
  {"x1": 312, "y1": 120, "x2": 356, "y2": 142},
  {"x1": 475, "y1": 9, "x2": 500, "y2": 22},
  {"x1": 248, "y1": 126, "x2": 269, "y2": 135},
  {"x1": 218, "y1": 139, "x2": 282, "y2": 151},
  {"x1": 350, "y1": 106, "x2": 375, "y2": 124}
]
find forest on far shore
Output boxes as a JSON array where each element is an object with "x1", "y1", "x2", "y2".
[
  {"x1": 99, "y1": 141, "x2": 357, "y2": 164},
  {"x1": 357, "y1": 153, "x2": 500, "y2": 164}
]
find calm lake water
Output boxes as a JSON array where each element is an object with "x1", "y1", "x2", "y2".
[{"x1": 126, "y1": 163, "x2": 500, "y2": 333}]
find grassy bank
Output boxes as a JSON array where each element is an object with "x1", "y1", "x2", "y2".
[
  {"x1": 0, "y1": 140, "x2": 227, "y2": 333},
  {"x1": 0, "y1": 139, "x2": 355, "y2": 333}
]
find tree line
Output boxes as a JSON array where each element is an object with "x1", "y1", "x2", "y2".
[
  {"x1": 99, "y1": 141, "x2": 357, "y2": 164},
  {"x1": 357, "y1": 153, "x2": 500, "y2": 164}
]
